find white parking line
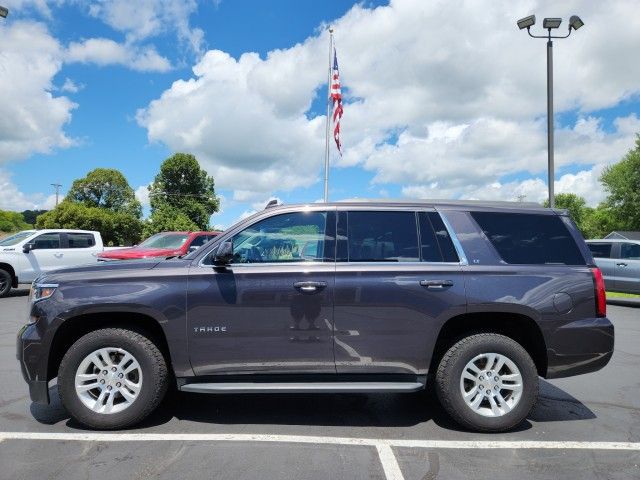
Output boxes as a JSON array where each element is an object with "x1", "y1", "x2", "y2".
[
  {"x1": 376, "y1": 444, "x2": 405, "y2": 480},
  {"x1": 1, "y1": 432, "x2": 639, "y2": 450},
  {"x1": 1, "y1": 432, "x2": 639, "y2": 480}
]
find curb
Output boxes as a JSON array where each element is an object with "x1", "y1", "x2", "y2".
[{"x1": 607, "y1": 297, "x2": 640, "y2": 308}]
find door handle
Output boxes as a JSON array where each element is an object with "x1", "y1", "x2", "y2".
[
  {"x1": 294, "y1": 281, "x2": 327, "y2": 294},
  {"x1": 617, "y1": 262, "x2": 628, "y2": 267},
  {"x1": 54, "y1": 253, "x2": 64, "y2": 258},
  {"x1": 420, "y1": 279, "x2": 454, "y2": 289}
]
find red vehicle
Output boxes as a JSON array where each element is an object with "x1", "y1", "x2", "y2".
[{"x1": 98, "y1": 231, "x2": 220, "y2": 261}]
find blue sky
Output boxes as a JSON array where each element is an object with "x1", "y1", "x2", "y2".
[{"x1": 1, "y1": 0, "x2": 639, "y2": 229}]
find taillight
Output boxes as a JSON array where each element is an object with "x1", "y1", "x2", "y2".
[{"x1": 591, "y1": 267, "x2": 606, "y2": 318}]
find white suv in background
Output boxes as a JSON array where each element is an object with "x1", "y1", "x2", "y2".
[{"x1": 0, "y1": 229, "x2": 115, "y2": 297}]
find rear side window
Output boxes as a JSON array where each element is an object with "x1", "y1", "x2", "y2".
[
  {"x1": 67, "y1": 233, "x2": 95, "y2": 248},
  {"x1": 347, "y1": 211, "x2": 419, "y2": 262},
  {"x1": 471, "y1": 212, "x2": 585, "y2": 265},
  {"x1": 419, "y1": 212, "x2": 459, "y2": 262},
  {"x1": 621, "y1": 243, "x2": 640, "y2": 260},
  {"x1": 588, "y1": 243, "x2": 612, "y2": 258}
]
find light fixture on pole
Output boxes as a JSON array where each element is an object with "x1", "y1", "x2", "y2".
[
  {"x1": 0, "y1": 5, "x2": 9, "y2": 18},
  {"x1": 517, "y1": 14, "x2": 584, "y2": 208}
]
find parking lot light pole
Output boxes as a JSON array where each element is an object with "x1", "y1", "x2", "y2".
[{"x1": 517, "y1": 15, "x2": 584, "y2": 208}]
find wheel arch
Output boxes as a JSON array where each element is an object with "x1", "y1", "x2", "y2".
[
  {"x1": 430, "y1": 311, "x2": 548, "y2": 377},
  {"x1": 47, "y1": 312, "x2": 173, "y2": 382}
]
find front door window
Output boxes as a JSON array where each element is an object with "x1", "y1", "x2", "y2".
[{"x1": 231, "y1": 211, "x2": 329, "y2": 263}]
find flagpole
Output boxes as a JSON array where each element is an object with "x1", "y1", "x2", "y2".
[{"x1": 324, "y1": 27, "x2": 333, "y2": 203}]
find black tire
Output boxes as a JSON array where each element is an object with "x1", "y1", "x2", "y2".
[
  {"x1": 435, "y1": 333, "x2": 538, "y2": 432},
  {"x1": 0, "y1": 269, "x2": 12, "y2": 298},
  {"x1": 58, "y1": 328, "x2": 169, "y2": 430}
]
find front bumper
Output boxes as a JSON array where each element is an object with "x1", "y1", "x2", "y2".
[
  {"x1": 545, "y1": 316, "x2": 615, "y2": 379},
  {"x1": 17, "y1": 323, "x2": 50, "y2": 404}
]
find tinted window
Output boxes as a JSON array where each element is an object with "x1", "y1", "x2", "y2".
[
  {"x1": 621, "y1": 243, "x2": 640, "y2": 260},
  {"x1": 347, "y1": 211, "x2": 419, "y2": 262},
  {"x1": 232, "y1": 211, "x2": 329, "y2": 263},
  {"x1": 471, "y1": 212, "x2": 585, "y2": 265},
  {"x1": 588, "y1": 243, "x2": 612, "y2": 259},
  {"x1": 419, "y1": 212, "x2": 459, "y2": 262},
  {"x1": 32, "y1": 233, "x2": 61, "y2": 249},
  {"x1": 190, "y1": 235, "x2": 211, "y2": 248},
  {"x1": 67, "y1": 233, "x2": 95, "y2": 248}
]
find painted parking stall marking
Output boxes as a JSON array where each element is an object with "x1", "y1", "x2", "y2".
[
  {"x1": 1, "y1": 432, "x2": 639, "y2": 480},
  {"x1": 1, "y1": 432, "x2": 639, "y2": 450}
]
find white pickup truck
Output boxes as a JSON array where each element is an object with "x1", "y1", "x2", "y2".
[{"x1": 0, "y1": 229, "x2": 121, "y2": 297}]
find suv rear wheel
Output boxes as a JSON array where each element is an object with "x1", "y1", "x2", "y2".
[
  {"x1": 0, "y1": 269, "x2": 12, "y2": 298},
  {"x1": 435, "y1": 333, "x2": 538, "y2": 432},
  {"x1": 58, "y1": 328, "x2": 169, "y2": 429}
]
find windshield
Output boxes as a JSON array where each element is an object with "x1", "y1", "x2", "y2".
[
  {"x1": 0, "y1": 231, "x2": 35, "y2": 246},
  {"x1": 138, "y1": 233, "x2": 189, "y2": 250}
]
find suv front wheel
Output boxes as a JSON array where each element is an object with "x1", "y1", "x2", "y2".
[
  {"x1": 58, "y1": 328, "x2": 169, "y2": 429},
  {"x1": 435, "y1": 333, "x2": 539, "y2": 432}
]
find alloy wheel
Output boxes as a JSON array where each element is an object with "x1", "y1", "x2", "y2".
[
  {"x1": 459, "y1": 352, "x2": 523, "y2": 417},
  {"x1": 74, "y1": 347, "x2": 143, "y2": 414}
]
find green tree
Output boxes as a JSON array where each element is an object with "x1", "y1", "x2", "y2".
[
  {"x1": 0, "y1": 210, "x2": 31, "y2": 232},
  {"x1": 581, "y1": 205, "x2": 620, "y2": 240},
  {"x1": 36, "y1": 202, "x2": 142, "y2": 246},
  {"x1": 600, "y1": 135, "x2": 640, "y2": 230},
  {"x1": 146, "y1": 153, "x2": 219, "y2": 234},
  {"x1": 21, "y1": 209, "x2": 48, "y2": 226},
  {"x1": 142, "y1": 205, "x2": 199, "y2": 238},
  {"x1": 36, "y1": 168, "x2": 143, "y2": 245},
  {"x1": 544, "y1": 193, "x2": 588, "y2": 227},
  {"x1": 66, "y1": 168, "x2": 142, "y2": 217}
]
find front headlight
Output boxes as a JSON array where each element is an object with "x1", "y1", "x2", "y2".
[{"x1": 29, "y1": 283, "x2": 58, "y2": 303}]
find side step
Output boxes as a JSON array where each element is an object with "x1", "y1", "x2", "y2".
[{"x1": 179, "y1": 381, "x2": 425, "y2": 394}]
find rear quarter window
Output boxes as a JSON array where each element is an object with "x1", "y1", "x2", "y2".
[
  {"x1": 471, "y1": 212, "x2": 586, "y2": 265},
  {"x1": 588, "y1": 243, "x2": 612, "y2": 258}
]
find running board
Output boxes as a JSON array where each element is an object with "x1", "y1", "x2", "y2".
[{"x1": 179, "y1": 381, "x2": 425, "y2": 394}]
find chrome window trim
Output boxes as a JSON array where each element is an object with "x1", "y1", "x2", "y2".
[
  {"x1": 335, "y1": 261, "x2": 463, "y2": 267},
  {"x1": 197, "y1": 207, "x2": 468, "y2": 268},
  {"x1": 437, "y1": 211, "x2": 469, "y2": 266}
]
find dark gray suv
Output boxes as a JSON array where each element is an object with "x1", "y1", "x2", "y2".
[{"x1": 17, "y1": 200, "x2": 614, "y2": 432}]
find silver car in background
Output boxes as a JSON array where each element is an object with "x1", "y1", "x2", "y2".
[{"x1": 587, "y1": 239, "x2": 640, "y2": 294}]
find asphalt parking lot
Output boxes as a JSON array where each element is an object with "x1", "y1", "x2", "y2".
[{"x1": 1, "y1": 288, "x2": 639, "y2": 479}]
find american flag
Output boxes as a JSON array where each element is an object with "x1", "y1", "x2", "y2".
[{"x1": 330, "y1": 48, "x2": 343, "y2": 154}]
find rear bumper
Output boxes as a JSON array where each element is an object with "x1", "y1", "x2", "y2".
[
  {"x1": 545, "y1": 317, "x2": 614, "y2": 379},
  {"x1": 17, "y1": 323, "x2": 50, "y2": 404}
]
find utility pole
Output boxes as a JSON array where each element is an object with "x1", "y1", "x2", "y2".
[{"x1": 51, "y1": 183, "x2": 62, "y2": 206}]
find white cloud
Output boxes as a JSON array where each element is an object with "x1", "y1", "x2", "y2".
[
  {"x1": 134, "y1": 185, "x2": 150, "y2": 207},
  {"x1": 0, "y1": 169, "x2": 59, "y2": 211},
  {"x1": 87, "y1": 0, "x2": 205, "y2": 55},
  {"x1": 364, "y1": 114, "x2": 639, "y2": 198},
  {"x1": 138, "y1": 0, "x2": 640, "y2": 206},
  {"x1": 60, "y1": 77, "x2": 83, "y2": 93},
  {"x1": 137, "y1": 49, "x2": 325, "y2": 196},
  {"x1": 401, "y1": 165, "x2": 607, "y2": 207},
  {"x1": 0, "y1": 21, "x2": 75, "y2": 164},
  {"x1": 66, "y1": 38, "x2": 171, "y2": 72}
]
